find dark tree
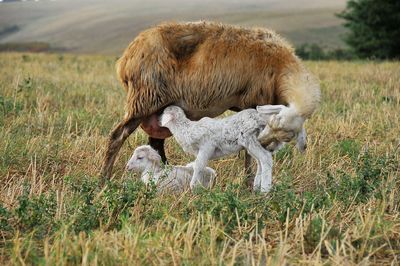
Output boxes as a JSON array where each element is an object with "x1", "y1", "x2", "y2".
[{"x1": 338, "y1": 0, "x2": 400, "y2": 59}]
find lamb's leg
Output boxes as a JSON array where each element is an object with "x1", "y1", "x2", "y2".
[
  {"x1": 251, "y1": 154, "x2": 263, "y2": 191},
  {"x1": 243, "y1": 137, "x2": 273, "y2": 193},
  {"x1": 244, "y1": 148, "x2": 263, "y2": 191},
  {"x1": 100, "y1": 117, "x2": 141, "y2": 180},
  {"x1": 149, "y1": 137, "x2": 167, "y2": 163},
  {"x1": 259, "y1": 151, "x2": 273, "y2": 192},
  {"x1": 244, "y1": 151, "x2": 264, "y2": 190},
  {"x1": 295, "y1": 126, "x2": 307, "y2": 153},
  {"x1": 191, "y1": 146, "x2": 214, "y2": 190}
]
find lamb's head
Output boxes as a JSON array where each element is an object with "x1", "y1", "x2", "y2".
[
  {"x1": 160, "y1": 105, "x2": 186, "y2": 127},
  {"x1": 126, "y1": 145, "x2": 162, "y2": 173},
  {"x1": 257, "y1": 104, "x2": 304, "y2": 133}
]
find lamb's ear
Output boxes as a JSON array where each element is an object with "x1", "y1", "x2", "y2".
[
  {"x1": 148, "y1": 151, "x2": 162, "y2": 163},
  {"x1": 256, "y1": 105, "x2": 284, "y2": 115},
  {"x1": 160, "y1": 113, "x2": 174, "y2": 127}
]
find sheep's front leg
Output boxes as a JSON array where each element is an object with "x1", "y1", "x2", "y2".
[
  {"x1": 191, "y1": 146, "x2": 214, "y2": 190},
  {"x1": 101, "y1": 117, "x2": 141, "y2": 180},
  {"x1": 243, "y1": 137, "x2": 273, "y2": 193},
  {"x1": 148, "y1": 137, "x2": 167, "y2": 163},
  {"x1": 244, "y1": 152, "x2": 255, "y2": 188}
]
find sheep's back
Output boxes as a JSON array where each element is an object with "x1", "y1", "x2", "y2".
[{"x1": 117, "y1": 21, "x2": 317, "y2": 117}]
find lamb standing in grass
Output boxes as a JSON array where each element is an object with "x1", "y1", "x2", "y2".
[
  {"x1": 126, "y1": 145, "x2": 216, "y2": 193},
  {"x1": 160, "y1": 105, "x2": 286, "y2": 193}
]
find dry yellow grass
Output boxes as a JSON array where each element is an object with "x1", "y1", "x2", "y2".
[{"x1": 0, "y1": 53, "x2": 399, "y2": 265}]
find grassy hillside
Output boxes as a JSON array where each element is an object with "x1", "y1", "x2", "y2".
[
  {"x1": 0, "y1": 0, "x2": 347, "y2": 54},
  {"x1": 0, "y1": 53, "x2": 399, "y2": 264}
]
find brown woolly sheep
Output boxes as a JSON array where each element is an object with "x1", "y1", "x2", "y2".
[{"x1": 100, "y1": 21, "x2": 320, "y2": 180}]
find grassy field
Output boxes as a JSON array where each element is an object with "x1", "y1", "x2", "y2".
[{"x1": 0, "y1": 53, "x2": 399, "y2": 265}]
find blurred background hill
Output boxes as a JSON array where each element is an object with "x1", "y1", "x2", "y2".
[{"x1": 0, "y1": 0, "x2": 347, "y2": 54}]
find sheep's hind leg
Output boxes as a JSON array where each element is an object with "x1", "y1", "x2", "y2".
[
  {"x1": 191, "y1": 146, "x2": 214, "y2": 191},
  {"x1": 244, "y1": 151, "x2": 255, "y2": 188},
  {"x1": 149, "y1": 138, "x2": 167, "y2": 164},
  {"x1": 100, "y1": 117, "x2": 141, "y2": 181}
]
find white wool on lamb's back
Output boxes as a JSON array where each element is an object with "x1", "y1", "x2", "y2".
[{"x1": 160, "y1": 105, "x2": 286, "y2": 193}]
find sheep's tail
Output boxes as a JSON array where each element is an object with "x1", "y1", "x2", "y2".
[{"x1": 277, "y1": 61, "x2": 321, "y2": 119}]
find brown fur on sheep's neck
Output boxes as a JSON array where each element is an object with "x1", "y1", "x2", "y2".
[{"x1": 117, "y1": 21, "x2": 320, "y2": 136}]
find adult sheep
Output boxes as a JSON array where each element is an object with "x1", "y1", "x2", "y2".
[{"x1": 100, "y1": 21, "x2": 320, "y2": 180}]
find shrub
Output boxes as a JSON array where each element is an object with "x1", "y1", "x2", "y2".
[
  {"x1": 65, "y1": 176, "x2": 159, "y2": 232},
  {"x1": 335, "y1": 139, "x2": 361, "y2": 160},
  {"x1": 304, "y1": 216, "x2": 342, "y2": 255},
  {"x1": 0, "y1": 204, "x2": 12, "y2": 236},
  {"x1": 14, "y1": 186, "x2": 58, "y2": 237},
  {"x1": 338, "y1": 0, "x2": 400, "y2": 59},
  {"x1": 186, "y1": 185, "x2": 269, "y2": 234},
  {"x1": 296, "y1": 43, "x2": 355, "y2": 60}
]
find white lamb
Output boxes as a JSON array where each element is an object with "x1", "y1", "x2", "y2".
[
  {"x1": 126, "y1": 145, "x2": 216, "y2": 193},
  {"x1": 160, "y1": 105, "x2": 293, "y2": 193}
]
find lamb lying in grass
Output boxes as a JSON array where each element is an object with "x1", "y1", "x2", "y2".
[
  {"x1": 126, "y1": 145, "x2": 216, "y2": 193},
  {"x1": 160, "y1": 105, "x2": 291, "y2": 193}
]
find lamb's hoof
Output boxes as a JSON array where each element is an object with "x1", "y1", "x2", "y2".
[
  {"x1": 253, "y1": 185, "x2": 271, "y2": 194},
  {"x1": 260, "y1": 186, "x2": 271, "y2": 194},
  {"x1": 190, "y1": 180, "x2": 204, "y2": 192}
]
